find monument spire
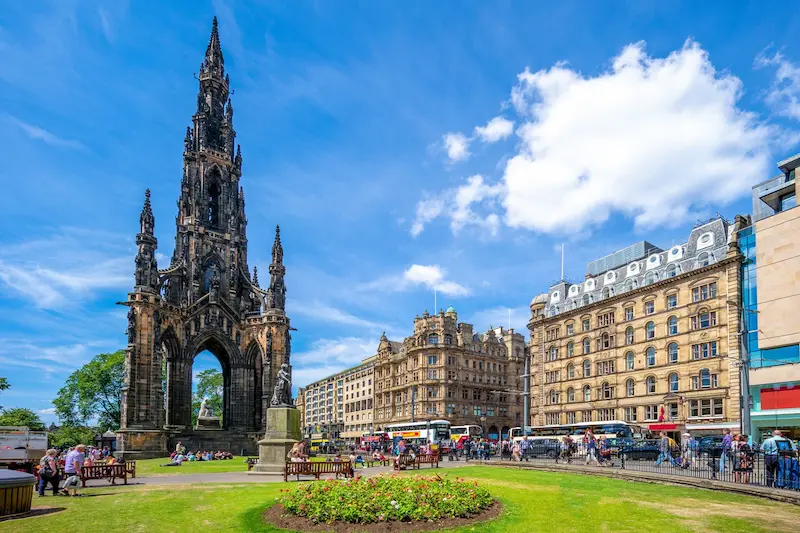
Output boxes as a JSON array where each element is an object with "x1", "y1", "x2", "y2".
[
  {"x1": 266, "y1": 226, "x2": 286, "y2": 312},
  {"x1": 134, "y1": 189, "x2": 158, "y2": 292}
]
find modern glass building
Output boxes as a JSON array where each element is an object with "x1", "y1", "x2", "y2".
[{"x1": 740, "y1": 154, "x2": 800, "y2": 441}]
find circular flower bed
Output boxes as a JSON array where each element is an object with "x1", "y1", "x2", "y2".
[{"x1": 277, "y1": 474, "x2": 493, "y2": 525}]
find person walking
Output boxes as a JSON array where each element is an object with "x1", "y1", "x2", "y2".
[
  {"x1": 61, "y1": 444, "x2": 86, "y2": 497},
  {"x1": 584, "y1": 430, "x2": 599, "y2": 466},
  {"x1": 761, "y1": 430, "x2": 795, "y2": 487},
  {"x1": 38, "y1": 449, "x2": 60, "y2": 497},
  {"x1": 655, "y1": 432, "x2": 679, "y2": 467},
  {"x1": 511, "y1": 440, "x2": 521, "y2": 461},
  {"x1": 719, "y1": 428, "x2": 733, "y2": 475}
]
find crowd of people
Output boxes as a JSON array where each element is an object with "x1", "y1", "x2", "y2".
[
  {"x1": 162, "y1": 441, "x2": 234, "y2": 466},
  {"x1": 36, "y1": 443, "x2": 121, "y2": 497}
]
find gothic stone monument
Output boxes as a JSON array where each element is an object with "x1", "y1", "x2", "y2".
[{"x1": 116, "y1": 18, "x2": 293, "y2": 458}]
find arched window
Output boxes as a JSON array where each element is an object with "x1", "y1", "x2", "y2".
[
  {"x1": 550, "y1": 305, "x2": 559, "y2": 317},
  {"x1": 700, "y1": 368, "x2": 711, "y2": 388},
  {"x1": 567, "y1": 342, "x2": 574, "y2": 357},
  {"x1": 583, "y1": 337, "x2": 591, "y2": 354},
  {"x1": 207, "y1": 181, "x2": 221, "y2": 227},
  {"x1": 549, "y1": 346, "x2": 558, "y2": 361},
  {"x1": 601, "y1": 382, "x2": 612, "y2": 399},
  {"x1": 669, "y1": 373, "x2": 679, "y2": 392},
  {"x1": 666, "y1": 263, "x2": 680, "y2": 278},
  {"x1": 583, "y1": 360, "x2": 591, "y2": 377},
  {"x1": 624, "y1": 278, "x2": 637, "y2": 292},
  {"x1": 567, "y1": 364, "x2": 575, "y2": 379},
  {"x1": 428, "y1": 334, "x2": 439, "y2": 345},
  {"x1": 567, "y1": 388, "x2": 575, "y2": 402},
  {"x1": 626, "y1": 379, "x2": 635, "y2": 397},
  {"x1": 646, "y1": 376, "x2": 656, "y2": 394},
  {"x1": 549, "y1": 389, "x2": 559, "y2": 405},
  {"x1": 582, "y1": 294, "x2": 592, "y2": 306},
  {"x1": 626, "y1": 327, "x2": 634, "y2": 345},
  {"x1": 626, "y1": 351, "x2": 635, "y2": 370},
  {"x1": 583, "y1": 385, "x2": 591, "y2": 402},
  {"x1": 601, "y1": 286, "x2": 614, "y2": 299},
  {"x1": 444, "y1": 334, "x2": 453, "y2": 345},
  {"x1": 646, "y1": 321, "x2": 655, "y2": 340},
  {"x1": 697, "y1": 252, "x2": 713, "y2": 268},
  {"x1": 668, "y1": 342, "x2": 679, "y2": 364},
  {"x1": 643, "y1": 271, "x2": 658, "y2": 286},
  {"x1": 668, "y1": 316, "x2": 678, "y2": 335},
  {"x1": 646, "y1": 347, "x2": 656, "y2": 367}
]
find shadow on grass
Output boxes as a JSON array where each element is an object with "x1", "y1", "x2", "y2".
[{"x1": 0, "y1": 508, "x2": 66, "y2": 522}]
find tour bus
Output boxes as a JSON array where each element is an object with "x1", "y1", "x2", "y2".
[
  {"x1": 509, "y1": 421, "x2": 645, "y2": 443},
  {"x1": 450, "y1": 425, "x2": 482, "y2": 449},
  {"x1": 385, "y1": 420, "x2": 451, "y2": 450}
]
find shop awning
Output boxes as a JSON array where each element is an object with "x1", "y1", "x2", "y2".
[
  {"x1": 685, "y1": 422, "x2": 739, "y2": 431},
  {"x1": 648, "y1": 423, "x2": 679, "y2": 431}
]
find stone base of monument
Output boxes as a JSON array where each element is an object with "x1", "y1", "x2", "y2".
[
  {"x1": 195, "y1": 416, "x2": 222, "y2": 430},
  {"x1": 251, "y1": 407, "x2": 301, "y2": 475}
]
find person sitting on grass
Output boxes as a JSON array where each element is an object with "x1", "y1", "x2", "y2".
[{"x1": 162, "y1": 453, "x2": 185, "y2": 467}]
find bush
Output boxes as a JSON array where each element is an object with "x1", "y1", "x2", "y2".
[{"x1": 278, "y1": 473, "x2": 493, "y2": 524}]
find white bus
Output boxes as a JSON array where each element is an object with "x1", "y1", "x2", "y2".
[
  {"x1": 385, "y1": 420, "x2": 451, "y2": 447},
  {"x1": 449, "y1": 425, "x2": 482, "y2": 448},
  {"x1": 509, "y1": 421, "x2": 645, "y2": 443}
]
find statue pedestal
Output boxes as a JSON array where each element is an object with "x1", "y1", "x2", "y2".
[
  {"x1": 251, "y1": 407, "x2": 300, "y2": 475},
  {"x1": 195, "y1": 416, "x2": 221, "y2": 430}
]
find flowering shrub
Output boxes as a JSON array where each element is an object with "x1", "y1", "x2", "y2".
[{"x1": 278, "y1": 473, "x2": 493, "y2": 524}]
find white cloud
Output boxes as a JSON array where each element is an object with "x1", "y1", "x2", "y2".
[
  {"x1": 418, "y1": 40, "x2": 774, "y2": 236},
  {"x1": 290, "y1": 301, "x2": 390, "y2": 332},
  {"x1": 756, "y1": 50, "x2": 800, "y2": 120},
  {"x1": 467, "y1": 306, "x2": 530, "y2": 338},
  {"x1": 37, "y1": 407, "x2": 56, "y2": 415},
  {"x1": 410, "y1": 196, "x2": 445, "y2": 237},
  {"x1": 292, "y1": 337, "x2": 377, "y2": 387},
  {"x1": 410, "y1": 175, "x2": 502, "y2": 237},
  {"x1": 474, "y1": 116, "x2": 514, "y2": 143},
  {"x1": 442, "y1": 132, "x2": 471, "y2": 163},
  {"x1": 0, "y1": 340, "x2": 109, "y2": 373},
  {"x1": 5, "y1": 114, "x2": 84, "y2": 149},
  {"x1": 359, "y1": 264, "x2": 469, "y2": 297}
]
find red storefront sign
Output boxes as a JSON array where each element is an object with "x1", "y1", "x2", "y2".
[
  {"x1": 761, "y1": 386, "x2": 800, "y2": 410},
  {"x1": 648, "y1": 424, "x2": 678, "y2": 431}
]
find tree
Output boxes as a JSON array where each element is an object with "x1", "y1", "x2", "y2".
[
  {"x1": 0, "y1": 407, "x2": 45, "y2": 430},
  {"x1": 0, "y1": 377, "x2": 8, "y2": 409},
  {"x1": 192, "y1": 369, "x2": 223, "y2": 426},
  {"x1": 49, "y1": 425, "x2": 97, "y2": 449},
  {"x1": 53, "y1": 350, "x2": 125, "y2": 431}
]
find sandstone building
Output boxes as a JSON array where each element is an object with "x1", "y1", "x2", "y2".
[{"x1": 527, "y1": 217, "x2": 745, "y2": 437}]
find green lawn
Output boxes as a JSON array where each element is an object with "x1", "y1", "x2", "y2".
[
  {"x1": 5, "y1": 467, "x2": 799, "y2": 532},
  {"x1": 133, "y1": 456, "x2": 251, "y2": 477}
]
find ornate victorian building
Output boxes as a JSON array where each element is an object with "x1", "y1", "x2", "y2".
[
  {"x1": 373, "y1": 308, "x2": 526, "y2": 440},
  {"x1": 117, "y1": 19, "x2": 291, "y2": 456},
  {"x1": 527, "y1": 217, "x2": 747, "y2": 437}
]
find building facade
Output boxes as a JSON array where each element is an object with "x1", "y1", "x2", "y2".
[
  {"x1": 299, "y1": 375, "x2": 343, "y2": 443},
  {"x1": 373, "y1": 306, "x2": 526, "y2": 440},
  {"x1": 341, "y1": 356, "x2": 376, "y2": 442},
  {"x1": 528, "y1": 217, "x2": 744, "y2": 437},
  {"x1": 741, "y1": 153, "x2": 800, "y2": 441}
]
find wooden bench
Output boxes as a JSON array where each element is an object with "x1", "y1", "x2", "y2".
[
  {"x1": 394, "y1": 453, "x2": 440, "y2": 470},
  {"x1": 124, "y1": 461, "x2": 136, "y2": 478},
  {"x1": 246, "y1": 458, "x2": 259, "y2": 471},
  {"x1": 78, "y1": 464, "x2": 127, "y2": 487},
  {"x1": 283, "y1": 461, "x2": 352, "y2": 482}
]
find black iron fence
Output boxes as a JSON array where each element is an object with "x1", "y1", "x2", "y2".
[{"x1": 453, "y1": 444, "x2": 800, "y2": 491}]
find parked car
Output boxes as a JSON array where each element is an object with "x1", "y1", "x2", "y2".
[
  {"x1": 604, "y1": 437, "x2": 636, "y2": 452},
  {"x1": 697, "y1": 436, "x2": 725, "y2": 458},
  {"x1": 619, "y1": 439, "x2": 680, "y2": 461},
  {"x1": 526, "y1": 438, "x2": 561, "y2": 458}
]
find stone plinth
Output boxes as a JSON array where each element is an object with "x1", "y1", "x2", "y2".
[
  {"x1": 116, "y1": 428, "x2": 169, "y2": 459},
  {"x1": 195, "y1": 416, "x2": 222, "y2": 430},
  {"x1": 252, "y1": 407, "x2": 301, "y2": 475}
]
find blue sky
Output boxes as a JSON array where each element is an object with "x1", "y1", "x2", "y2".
[{"x1": 2, "y1": 1, "x2": 800, "y2": 424}]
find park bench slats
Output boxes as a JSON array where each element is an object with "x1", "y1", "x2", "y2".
[{"x1": 283, "y1": 461, "x2": 352, "y2": 482}]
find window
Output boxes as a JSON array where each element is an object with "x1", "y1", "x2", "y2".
[
  {"x1": 546, "y1": 328, "x2": 560, "y2": 341},
  {"x1": 667, "y1": 294, "x2": 678, "y2": 309},
  {"x1": 645, "y1": 405, "x2": 658, "y2": 421},
  {"x1": 697, "y1": 252, "x2": 713, "y2": 268},
  {"x1": 427, "y1": 369, "x2": 437, "y2": 379},
  {"x1": 700, "y1": 368, "x2": 711, "y2": 388},
  {"x1": 624, "y1": 407, "x2": 638, "y2": 422},
  {"x1": 567, "y1": 342, "x2": 574, "y2": 357},
  {"x1": 566, "y1": 412, "x2": 577, "y2": 424},
  {"x1": 549, "y1": 346, "x2": 559, "y2": 361},
  {"x1": 626, "y1": 351, "x2": 635, "y2": 370},
  {"x1": 691, "y1": 311, "x2": 717, "y2": 330},
  {"x1": 473, "y1": 389, "x2": 481, "y2": 400},
  {"x1": 667, "y1": 402, "x2": 679, "y2": 419},
  {"x1": 601, "y1": 286, "x2": 614, "y2": 299},
  {"x1": 596, "y1": 360, "x2": 615, "y2": 376},
  {"x1": 668, "y1": 316, "x2": 678, "y2": 335},
  {"x1": 549, "y1": 390, "x2": 559, "y2": 405},
  {"x1": 689, "y1": 398, "x2": 723, "y2": 418},
  {"x1": 597, "y1": 312, "x2": 615, "y2": 327},
  {"x1": 473, "y1": 406, "x2": 482, "y2": 416},
  {"x1": 692, "y1": 282, "x2": 717, "y2": 302},
  {"x1": 646, "y1": 376, "x2": 656, "y2": 394},
  {"x1": 780, "y1": 191, "x2": 797, "y2": 212},
  {"x1": 643, "y1": 272, "x2": 657, "y2": 286},
  {"x1": 566, "y1": 324, "x2": 574, "y2": 335},
  {"x1": 582, "y1": 319, "x2": 590, "y2": 332},
  {"x1": 597, "y1": 333, "x2": 615, "y2": 350},
  {"x1": 625, "y1": 327, "x2": 634, "y2": 345},
  {"x1": 598, "y1": 408, "x2": 615, "y2": 421},
  {"x1": 545, "y1": 413, "x2": 560, "y2": 425},
  {"x1": 624, "y1": 278, "x2": 637, "y2": 292},
  {"x1": 646, "y1": 321, "x2": 655, "y2": 340},
  {"x1": 668, "y1": 373, "x2": 679, "y2": 392},
  {"x1": 691, "y1": 341, "x2": 718, "y2": 359},
  {"x1": 601, "y1": 382, "x2": 614, "y2": 399},
  {"x1": 582, "y1": 410, "x2": 592, "y2": 422},
  {"x1": 625, "y1": 307, "x2": 634, "y2": 321},
  {"x1": 582, "y1": 294, "x2": 592, "y2": 306},
  {"x1": 583, "y1": 337, "x2": 591, "y2": 354},
  {"x1": 645, "y1": 300, "x2": 655, "y2": 315},
  {"x1": 428, "y1": 334, "x2": 439, "y2": 345},
  {"x1": 665, "y1": 264, "x2": 680, "y2": 278},
  {"x1": 428, "y1": 355, "x2": 438, "y2": 365},
  {"x1": 567, "y1": 364, "x2": 575, "y2": 379},
  {"x1": 583, "y1": 385, "x2": 591, "y2": 402},
  {"x1": 626, "y1": 379, "x2": 635, "y2": 397},
  {"x1": 461, "y1": 388, "x2": 469, "y2": 400},
  {"x1": 427, "y1": 386, "x2": 438, "y2": 398},
  {"x1": 668, "y1": 342, "x2": 679, "y2": 363},
  {"x1": 567, "y1": 387, "x2": 575, "y2": 402},
  {"x1": 646, "y1": 347, "x2": 656, "y2": 367},
  {"x1": 583, "y1": 360, "x2": 591, "y2": 377}
]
